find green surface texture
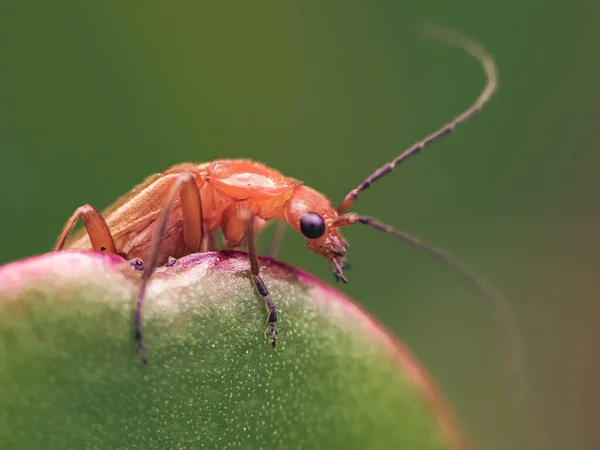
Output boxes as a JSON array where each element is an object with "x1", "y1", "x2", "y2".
[{"x1": 0, "y1": 251, "x2": 462, "y2": 450}]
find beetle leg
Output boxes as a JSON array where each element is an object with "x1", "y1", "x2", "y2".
[
  {"x1": 135, "y1": 172, "x2": 204, "y2": 363},
  {"x1": 206, "y1": 233, "x2": 218, "y2": 251},
  {"x1": 54, "y1": 204, "x2": 117, "y2": 253},
  {"x1": 129, "y1": 258, "x2": 144, "y2": 272},
  {"x1": 268, "y1": 221, "x2": 287, "y2": 259},
  {"x1": 246, "y1": 216, "x2": 278, "y2": 348}
]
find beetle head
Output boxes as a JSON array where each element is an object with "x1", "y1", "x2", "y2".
[{"x1": 284, "y1": 186, "x2": 349, "y2": 282}]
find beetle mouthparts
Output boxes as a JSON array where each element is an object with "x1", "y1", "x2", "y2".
[{"x1": 332, "y1": 256, "x2": 349, "y2": 284}]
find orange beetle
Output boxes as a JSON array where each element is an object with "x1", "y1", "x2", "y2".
[{"x1": 55, "y1": 26, "x2": 517, "y2": 378}]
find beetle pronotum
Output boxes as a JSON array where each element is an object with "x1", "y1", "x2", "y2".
[{"x1": 54, "y1": 26, "x2": 520, "y2": 386}]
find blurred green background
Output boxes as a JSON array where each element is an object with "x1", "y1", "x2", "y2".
[{"x1": 1, "y1": 1, "x2": 598, "y2": 449}]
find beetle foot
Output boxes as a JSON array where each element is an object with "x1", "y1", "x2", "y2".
[
  {"x1": 166, "y1": 256, "x2": 178, "y2": 267},
  {"x1": 264, "y1": 323, "x2": 278, "y2": 348},
  {"x1": 129, "y1": 258, "x2": 144, "y2": 272}
]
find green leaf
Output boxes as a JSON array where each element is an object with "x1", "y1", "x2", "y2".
[{"x1": 0, "y1": 250, "x2": 465, "y2": 449}]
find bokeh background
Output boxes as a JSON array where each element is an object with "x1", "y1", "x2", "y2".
[{"x1": 1, "y1": 1, "x2": 598, "y2": 449}]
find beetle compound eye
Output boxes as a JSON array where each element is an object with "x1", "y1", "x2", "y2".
[{"x1": 300, "y1": 213, "x2": 326, "y2": 239}]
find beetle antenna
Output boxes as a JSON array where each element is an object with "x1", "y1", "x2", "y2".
[
  {"x1": 338, "y1": 25, "x2": 497, "y2": 213},
  {"x1": 332, "y1": 213, "x2": 527, "y2": 402}
]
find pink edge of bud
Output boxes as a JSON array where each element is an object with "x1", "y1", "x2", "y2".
[
  {"x1": 0, "y1": 251, "x2": 128, "y2": 299},
  {"x1": 0, "y1": 249, "x2": 466, "y2": 449}
]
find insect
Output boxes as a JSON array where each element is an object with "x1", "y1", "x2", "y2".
[{"x1": 54, "y1": 26, "x2": 518, "y2": 382}]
